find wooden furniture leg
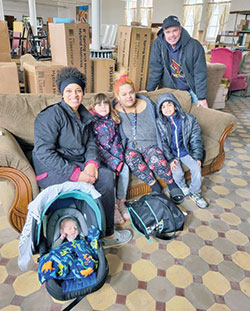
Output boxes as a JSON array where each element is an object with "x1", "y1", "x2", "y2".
[{"x1": 0, "y1": 167, "x2": 32, "y2": 233}]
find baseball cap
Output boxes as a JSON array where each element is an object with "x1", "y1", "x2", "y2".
[{"x1": 162, "y1": 15, "x2": 181, "y2": 29}]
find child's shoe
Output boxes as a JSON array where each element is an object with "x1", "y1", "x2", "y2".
[
  {"x1": 118, "y1": 199, "x2": 130, "y2": 221},
  {"x1": 179, "y1": 185, "x2": 190, "y2": 196},
  {"x1": 114, "y1": 203, "x2": 125, "y2": 225},
  {"x1": 189, "y1": 193, "x2": 208, "y2": 209}
]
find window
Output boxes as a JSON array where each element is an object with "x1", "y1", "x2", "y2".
[
  {"x1": 124, "y1": 0, "x2": 137, "y2": 26},
  {"x1": 123, "y1": 0, "x2": 154, "y2": 27},
  {"x1": 183, "y1": 0, "x2": 203, "y2": 39},
  {"x1": 204, "y1": 0, "x2": 231, "y2": 42},
  {"x1": 139, "y1": 0, "x2": 153, "y2": 27}
]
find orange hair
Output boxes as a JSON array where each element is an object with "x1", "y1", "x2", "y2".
[{"x1": 113, "y1": 73, "x2": 136, "y2": 97}]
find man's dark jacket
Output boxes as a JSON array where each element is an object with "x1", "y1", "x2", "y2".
[{"x1": 146, "y1": 27, "x2": 207, "y2": 100}]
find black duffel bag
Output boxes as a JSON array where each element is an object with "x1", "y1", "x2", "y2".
[{"x1": 125, "y1": 192, "x2": 185, "y2": 241}]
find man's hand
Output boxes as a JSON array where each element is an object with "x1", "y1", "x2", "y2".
[{"x1": 197, "y1": 99, "x2": 208, "y2": 108}]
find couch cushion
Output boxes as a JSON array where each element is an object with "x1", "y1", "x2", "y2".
[
  {"x1": 0, "y1": 94, "x2": 61, "y2": 145},
  {"x1": 145, "y1": 88, "x2": 192, "y2": 113},
  {"x1": 0, "y1": 89, "x2": 191, "y2": 145},
  {"x1": 206, "y1": 62, "x2": 226, "y2": 108}
]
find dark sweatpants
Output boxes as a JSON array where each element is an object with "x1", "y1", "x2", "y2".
[
  {"x1": 37, "y1": 165, "x2": 115, "y2": 237},
  {"x1": 94, "y1": 165, "x2": 115, "y2": 236}
]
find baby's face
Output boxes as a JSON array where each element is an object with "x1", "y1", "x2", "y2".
[{"x1": 61, "y1": 219, "x2": 78, "y2": 240}]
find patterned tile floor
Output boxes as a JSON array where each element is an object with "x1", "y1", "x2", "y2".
[{"x1": 0, "y1": 95, "x2": 250, "y2": 311}]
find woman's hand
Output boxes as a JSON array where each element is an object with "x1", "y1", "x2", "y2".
[
  {"x1": 78, "y1": 163, "x2": 98, "y2": 184},
  {"x1": 84, "y1": 163, "x2": 98, "y2": 179}
]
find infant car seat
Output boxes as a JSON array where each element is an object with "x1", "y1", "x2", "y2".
[{"x1": 18, "y1": 182, "x2": 109, "y2": 311}]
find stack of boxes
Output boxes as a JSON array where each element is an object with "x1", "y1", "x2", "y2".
[
  {"x1": 0, "y1": 21, "x2": 20, "y2": 94},
  {"x1": 91, "y1": 58, "x2": 115, "y2": 93},
  {"x1": 49, "y1": 22, "x2": 91, "y2": 92},
  {"x1": 1, "y1": 20, "x2": 160, "y2": 95},
  {"x1": 21, "y1": 54, "x2": 63, "y2": 94},
  {"x1": 117, "y1": 26, "x2": 152, "y2": 91}
]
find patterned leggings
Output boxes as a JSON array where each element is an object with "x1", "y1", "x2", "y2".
[{"x1": 125, "y1": 145, "x2": 174, "y2": 185}]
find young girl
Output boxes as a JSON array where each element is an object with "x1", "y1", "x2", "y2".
[{"x1": 89, "y1": 93, "x2": 130, "y2": 225}]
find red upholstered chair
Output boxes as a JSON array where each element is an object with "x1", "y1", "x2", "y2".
[{"x1": 211, "y1": 48, "x2": 247, "y2": 92}]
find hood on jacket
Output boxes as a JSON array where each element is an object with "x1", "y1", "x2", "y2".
[
  {"x1": 157, "y1": 27, "x2": 191, "y2": 49},
  {"x1": 156, "y1": 93, "x2": 185, "y2": 121}
]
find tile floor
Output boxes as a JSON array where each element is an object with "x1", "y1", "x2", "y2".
[{"x1": 0, "y1": 95, "x2": 250, "y2": 311}]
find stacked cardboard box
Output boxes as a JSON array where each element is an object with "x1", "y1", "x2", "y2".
[
  {"x1": 117, "y1": 26, "x2": 151, "y2": 91},
  {"x1": 0, "y1": 62, "x2": 20, "y2": 94},
  {"x1": 21, "y1": 54, "x2": 63, "y2": 94},
  {"x1": 48, "y1": 23, "x2": 91, "y2": 92},
  {"x1": 0, "y1": 21, "x2": 11, "y2": 62},
  {"x1": 91, "y1": 58, "x2": 115, "y2": 93}
]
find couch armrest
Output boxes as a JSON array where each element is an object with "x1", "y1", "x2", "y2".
[
  {"x1": 189, "y1": 106, "x2": 237, "y2": 143},
  {"x1": 0, "y1": 127, "x2": 39, "y2": 232}
]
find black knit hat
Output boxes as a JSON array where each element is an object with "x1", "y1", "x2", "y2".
[{"x1": 162, "y1": 15, "x2": 181, "y2": 29}]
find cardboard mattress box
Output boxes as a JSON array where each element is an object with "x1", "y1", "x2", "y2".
[
  {"x1": 91, "y1": 58, "x2": 115, "y2": 93},
  {"x1": 48, "y1": 22, "x2": 91, "y2": 92},
  {"x1": 22, "y1": 56, "x2": 63, "y2": 94},
  {"x1": 0, "y1": 62, "x2": 20, "y2": 94},
  {"x1": 117, "y1": 25, "x2": 151, "y2": 91},
  {"x1": 0, "y1": 21, "x2": 11, "y2": 62}
]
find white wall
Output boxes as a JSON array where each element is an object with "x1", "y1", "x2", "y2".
[
  {"x1": 2, "y1": 0, "x2": 249, "y2": 31},
  {"x1": 101, "y1": 0, "x2": 125, "y2": 25},
  {"x1": 151, "y1": 0, "x2": 183, "y2": 24},
  {"x1": 3, "y1": 0, "x2": 59, "y2": 22},
  {"x1": 227, "y1": 0, "x2": 250, "y2": 31}
]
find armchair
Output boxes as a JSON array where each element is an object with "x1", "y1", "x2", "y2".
[{"x1": 211, "y1": 47, "x2": 247, "y2": 93}]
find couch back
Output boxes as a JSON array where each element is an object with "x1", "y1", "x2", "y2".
[{"x1": 0, "y1": 88, "x2": 191, "y2": 145}]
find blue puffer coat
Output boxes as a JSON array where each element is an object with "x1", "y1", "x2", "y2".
[
  {"x1": 146, "y1": 27, "x2": 207, "y2": 100},
  {"x1": 156, "y1": 93, "x2": 205, "y2": 164}
]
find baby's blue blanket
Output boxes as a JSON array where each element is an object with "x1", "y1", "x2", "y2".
[{"x1": 38, "y1": 225, "x2": 100, "y2": 292}]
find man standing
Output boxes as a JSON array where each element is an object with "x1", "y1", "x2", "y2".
[{"x1": 146, "y1": 15, "x2": 208, "y2": 108}]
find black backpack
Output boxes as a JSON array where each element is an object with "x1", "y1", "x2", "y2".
[{"x1": 125, "y1": 192, "x2": 185, "y2": 241}]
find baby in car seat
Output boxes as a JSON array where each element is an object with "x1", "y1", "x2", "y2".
[{"x1": 53, "y1": 217, "x2": 81, "y2": 249}]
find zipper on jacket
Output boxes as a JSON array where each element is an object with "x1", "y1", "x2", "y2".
[{"x1": 171, "y1": 117, "x2": 180, "y2": 158}]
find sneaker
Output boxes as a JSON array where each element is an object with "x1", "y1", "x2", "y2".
[
  {"x1": 180, "y1": 185, "x2": 190, "y2": 196},
  {"x1": 118, "y1": 199, "x2": 130, "y2": 221},
  {"x1": 189, "y1": 193, "x2": 208, "y2": 209},
  {"x1": 114, "y1": 205, "x2": 125, "y2": 225},
  {"x1": 102, "y1": 230, "x2": 132, "y2": 249}
]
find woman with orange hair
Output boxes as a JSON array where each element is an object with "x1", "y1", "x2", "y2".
[{"x1": 113, "y1": 74, "x2": 184, "y2": 204}]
